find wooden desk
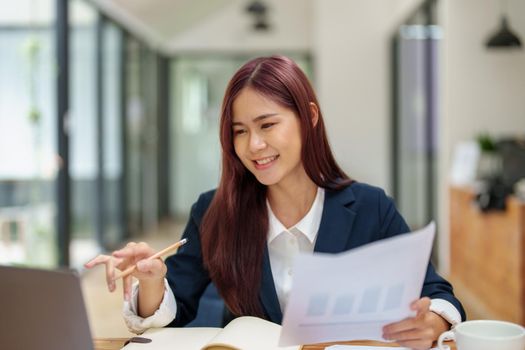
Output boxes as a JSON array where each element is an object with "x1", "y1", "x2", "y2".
[{"x1": 93, "y1": 338, "x2": 456, "y2": 349}]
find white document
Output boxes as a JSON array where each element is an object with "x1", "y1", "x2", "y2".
[
  {"x1": 326, "y1": 347, "x2": 409, "y2": 350},
  {"x1": 279, "y1": 223, "x2": 436, "y2": 346},
  {"x1": 326, "y1": 346, "x2": 447, "y2": 350}
]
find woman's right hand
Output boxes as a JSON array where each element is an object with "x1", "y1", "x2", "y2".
[{"x1": 84, "y1": 242, "x2": 167, "y2": 301}]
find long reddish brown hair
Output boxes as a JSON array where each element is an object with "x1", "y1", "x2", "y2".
[{"x1": 201, "y1": 56, "x2": 352, "y2": 317}]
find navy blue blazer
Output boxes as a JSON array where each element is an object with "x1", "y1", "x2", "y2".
[{"x1": 165, "y1": 182, "x2": 466, "y2": 327}]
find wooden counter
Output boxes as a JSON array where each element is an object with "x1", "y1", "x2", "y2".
[{"x1": 450, "y1": 186, "x2": 525, "y2": 324}]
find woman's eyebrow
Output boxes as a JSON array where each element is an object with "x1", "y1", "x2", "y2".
[{"x1": 232, "y1": 113, "x2": 279, "y2": 126}]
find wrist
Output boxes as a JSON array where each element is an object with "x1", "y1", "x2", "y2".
[
  {"x1": 139, "y1": 276, "x2": 165, "y2": 290},
  {"x1": 430, "y1": 311, "x2": 452, "y2": 340},
  {"x1": 137, "y1": 277, "x2": 166, "y2": 318}
]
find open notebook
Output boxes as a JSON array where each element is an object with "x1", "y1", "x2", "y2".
[{"x1": 122, "y1": 316, "x2": 300, "y2": 350}]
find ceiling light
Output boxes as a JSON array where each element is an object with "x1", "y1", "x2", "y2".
[
  {"x1": 486, "y1": 1, "x2": 522, "y2": 49},
  {"x1": 245, "y1": 1, "x2": 270, "y2": 31}
]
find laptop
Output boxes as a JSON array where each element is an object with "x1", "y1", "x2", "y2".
[{"x1": 0, "y1": 265, "x2": 94, "y2": 350}]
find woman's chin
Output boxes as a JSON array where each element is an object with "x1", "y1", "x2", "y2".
[{"x1": 254, "y1": 175, "x2": 280, "y2": 187}]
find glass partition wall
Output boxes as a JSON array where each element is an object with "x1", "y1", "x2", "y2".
[
  {"x1": 0, "y1": 0, "x2": 136, "y2": 267},
  {"x1": 0, "y1": 0, "x2": 57, "y2": 266},
  {"x1": 124, "y1": 39, "x2": 161, "y2": 238},
  {"x1": 101, "y1": 20, "x2": 124, "y2": 249},
  {"x1": 69, "y1": 0, "x2": 98, "y2": 268},
  {"x1": 1, "y1": 1, "x2": 312, "y2": 268}
]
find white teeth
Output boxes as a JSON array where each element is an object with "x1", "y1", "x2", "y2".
[{"x1": 255, "y1": 156, "x2": 276, "y2": 165}]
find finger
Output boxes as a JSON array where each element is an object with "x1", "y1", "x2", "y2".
[
  {"x1": 411, "y1": 297, "x2": 431, "y2": 316},
  {"x1": 384, "y1": 327, "x2": 419, "y2": 342},
  {"x1": 136, "y1": 258, "x2": 165, "y2": 275},
  {"x1": 385, "y1": 327, "x2": 433, "y2": 342},
  {"x1": 84, "y1": 254, "x2": 111, "y2": 268},
  {"x1": 123, "y1": 275, "x2": 133, "y2": 301},
  {"x1": 151, "y1": 258, "x2": 167, "y2": 275},
  {"x1": 112, "y1": 256, "x2": 125, "y2": 270},
  {"x1": 105, "y1": 257, "x2": 116, "y2": 292},
  {"x1": 383, "y1": 317, "x2": 417, "y2": 335},
  {"x1": 112, "y1": 242, "x2": 137, "y2": 258},
  {"x1": 113, "y1": 242, "x2": 153, "y2": 261}
]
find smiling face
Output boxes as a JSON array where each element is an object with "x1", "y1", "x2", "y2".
[{"x1": 232, "y1": 87, "x2": 307, "y2": 188}]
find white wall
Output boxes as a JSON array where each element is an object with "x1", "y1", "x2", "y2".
[
  {"x1": 312, "y1": 0, "x2": 421, "y2": 193},
  {"x1": 438, "y1": 0, "x2": 525, "y2": 273}
]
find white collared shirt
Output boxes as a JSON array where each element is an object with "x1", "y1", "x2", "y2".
[
  {"x1": 267, "y1": 186, "x2": 324, "y2": 311},
  {"x1": 123, "y1": 187, "x2": 461, "y2": 333}
]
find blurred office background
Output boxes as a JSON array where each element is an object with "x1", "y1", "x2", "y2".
[{"x1": 1, "y1": 0, "x2": 524, "y2": 337}]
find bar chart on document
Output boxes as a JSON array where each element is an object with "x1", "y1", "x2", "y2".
[{"x1": 279, "y1": 223, "x2": 436, "y2": 346}]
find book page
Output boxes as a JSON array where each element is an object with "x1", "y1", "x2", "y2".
[
  {"x1": 279, "y1": 223, "x2": 436, "y2": 346},
  {"x1": 326, "y1": 346, "x2": 447, "y2": 350},
  {"x1": 203, "y1": 316, "x2": 300, "y2": 350},
  {"x1": 122, "y1": 327, "x2": 222, "y2": 350},
  {"x1": 326, "y1": 346, "x2": 410, "y2": 349}
]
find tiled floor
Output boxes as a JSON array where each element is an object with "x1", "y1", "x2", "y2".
[{"x1": 81, "y1": 220, "x2": 184, "y2": 338}]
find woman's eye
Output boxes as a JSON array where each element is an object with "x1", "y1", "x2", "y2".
[
  {"x1": 233, "y1": 129, "x2": 246, "y2": 136},
  {"x1": 261, "y1": 123, "x2": 275, "y2": 130}
]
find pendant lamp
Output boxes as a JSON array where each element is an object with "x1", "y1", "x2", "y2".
[
  {"x1": 486, "y1": 1, "x2": 522, "y2": 48},
  {"x1": 245, "y1": 1, "x2": 270, "y2": 31}
]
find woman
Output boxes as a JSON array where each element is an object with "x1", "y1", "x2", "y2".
[{"x1": 86, "y1": 55, "x2": 465, "y2": 350}]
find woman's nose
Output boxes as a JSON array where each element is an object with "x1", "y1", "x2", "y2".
[{"x1": 249, "y1": 132, "x2": 266, "y2": 152}]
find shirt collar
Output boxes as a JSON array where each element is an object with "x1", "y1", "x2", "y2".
[{"x1": 267, "y1": 187, "x2": 325, "y2": 244}]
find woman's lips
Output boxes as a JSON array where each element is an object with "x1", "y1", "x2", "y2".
[{"x1": 253, "y1": 155, "x2": 279, "y2": 170}]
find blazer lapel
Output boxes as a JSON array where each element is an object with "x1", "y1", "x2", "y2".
[
  {"x1": 314, "y1": 187, "x2": 357, "y2": 253},
  {"x1": 259, "y1": 246, "x2": 283, "y2": 323}
]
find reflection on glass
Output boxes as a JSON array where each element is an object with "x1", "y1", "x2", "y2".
[
  {"x1": 0, "y1": 4, "x2": 57, "y2": 267},
  {"x1": 139, "y1": 49, "x2": 159, "y2": 234},
  {"x1": 171, "y1": 58, "x2": 232, "y2": 216},
  {"x1": 102, "y1": 22, "x2": 123, "y2": 248},
  {"x1": 70, "y1": 0, "x2": 99, "y2": 268},
  {"x1": 125, "y1": 39, "x2": 144, "y2": 237},
  {"x1": 124, "y1": 39, "x2": 160, "y2": 237}
]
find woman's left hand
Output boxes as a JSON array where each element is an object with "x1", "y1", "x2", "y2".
[{"x1": 382, "y1": 297, "x2": 450, "y2": 350}]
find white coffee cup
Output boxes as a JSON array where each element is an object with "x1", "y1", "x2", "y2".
[{"x1": 437, "y1": 320, "x2": 525, "y2": 350}]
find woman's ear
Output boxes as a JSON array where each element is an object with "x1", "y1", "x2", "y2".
[{"x1": 309, "y1": 102, "x2": 319, "y2": 128}]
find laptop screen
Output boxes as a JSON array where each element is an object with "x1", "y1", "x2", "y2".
[{"x1": 0, "y1": 265, "x2": 94, "y2": 350}]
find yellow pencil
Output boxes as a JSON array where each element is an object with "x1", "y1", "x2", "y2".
[{"x1": 112, "y1": 238, "x2": 188, "y2": 281}]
